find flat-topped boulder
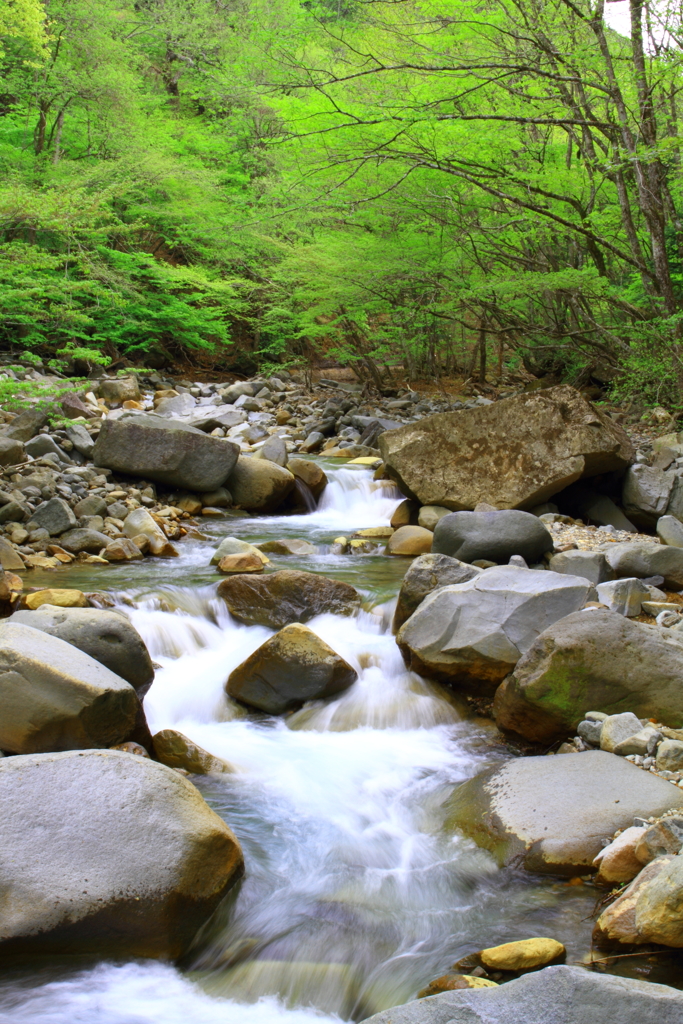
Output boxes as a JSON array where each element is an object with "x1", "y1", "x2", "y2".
[
  {"x1": 93, "y1": 413, "x2": 239, "y2": 491},
  {"x1": 217, "y1": 569, "x2": 360, "y2": 629},
  {"x1": 396, "y1": 566, "x2": 590, "y2": 695},
  {"x1": 445, "y1": 751, "x2": 683, "y2": 874},
  {"x1": 0, "y1": 749, "x2": 243, "y2": 958},
  {"x1": 378, "y1": 386, "x2": 633, "y2": 510}
]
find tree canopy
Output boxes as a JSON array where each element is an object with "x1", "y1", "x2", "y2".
[{"x1": 1, "y1": 0, "x2": 683, "y2": 403}]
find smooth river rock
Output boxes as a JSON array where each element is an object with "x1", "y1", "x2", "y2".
[
  {"x1": 0, "y1": 749, "x2": 243, "y2": 958},
  {"x1": 217, "y1": 570, "x2": 360, "y2": 629},
  {"x1": 378, "y1": 386, "x2": 633, "y2": 510},
  {"x1": 0, "y1": 622, "x2": 141, "y2": 754},
  {"x1": 228, "y1": 456, "x2": 295, "y2": 513},
  {"x1": 432, "y1": 510, "x2": 553, "y2": 565},
  {"x1": 359, "y1": 965, "x2": 683, "y2": 1024},
  {"x1": 227, "y1": 623, "x2": 358, "y2": 714},
  {"x1": 444, "y1": 751, "x2": 683, "y2": 874},
  {"x1": 93, "y1": 413, "x2": 239, "y2": 491},
  {"x1": 396, "y1": 566, "x2": 590, "y2": 695},
  {"x1": 493, "y1": 609, "x2": 683, "y2": 743},
  {"x1": 10, "y1": 606, "x2": 154, "y2": 692}
]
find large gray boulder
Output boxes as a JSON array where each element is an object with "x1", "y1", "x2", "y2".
[
  {"x1": 217, "y1": 570, "x2": 360, "y2": 629},
  {"x1": 396, "y1": 566, "x2": 591, "y2": 695},
  {"x1": 493, "y1": 609, "x2": 683, "y2": 743},
  {"x1": 0, "y1": 622, "x2": 141, "y2": 754},
  {"x1": 11, "y1": 606, "x2": 154, "y2": 692},
  {"x1": 93, "y1": 413, "x2": 239, "y2": 491},
  {"x1": 605, "y1": 541, "x2": 683, "y2": 589},
  {"x1": 393, "y1": 553, "x2": 480, "y2": 632},
  {"x1": 445, "y1": 751, "x2": 683, "y2": 874},
  {"x1": 227, "y1": 455, "x2": 295, "y2": 512},
  {"x1": 432, "y1": 510, "x2": 553, "y2": 564},
  {"x1": 227, "y1": 623, "x2": 358, "y2": 714},
  {"x1": 378, "y1": 386, "x2": 633, "y2": 510},
  {"x1": 622, "y1": 464, "x2": 676, "y2": 527},
  {"x1": 0, "y1": 749, "x2": 243, "y2": 958},
  {"x1": 359, "y1": 965, "x2": 683, "y2": 1024}
]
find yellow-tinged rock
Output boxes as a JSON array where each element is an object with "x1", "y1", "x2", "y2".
[
  {"x1": 387, "y1": 525, "x2": 433, "y2": 556},
  {"x1": 25, "y1": 588, "x2": 89, "y2": 610},
  {"x1": 217, "y1": 552, "x2": 265, "y2": 574},
  {"x1": 418, "y1": 974, "x2": 498, "y2": 997},
  {"x1": 354, "y1": 528, "x2": 394, "y2": 538},
  {"x1": 347, "y1": 456, "x2": 382, "y2": 466},
  {"x1": 480, "y1": 938, "x2": 565, "y2": 971},
  {"x1": 23, "y1": 555, "x2": 61, "y2": 569}
]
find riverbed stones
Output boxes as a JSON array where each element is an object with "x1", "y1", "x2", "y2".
[
  {"x1": 0, "y1": 622, "x2": 141, "y2": 753},
  {"x1": 0, "y1": 537, "x2": 25, "y2": 571},
  {"x1": 595, "y1": 855, "x2": 676, "y2": 946},
  {"x1": 417, "y1": 506, "x2": 450, "y2": 531},
  {"x1": 218, "y1": 552, "x2": 264, "y2": 574},
  {"x1": 0, "y1": 749, "x2": 243, "y2": 958},
  {"x1": 65, "y1": 422, "x2": 95, "y2": 458},
  {"x1": 227, "y1": 623, "x2": 358, "y2": 714},
  {"x1": 387, "y1": 525, "x2": 434, "y2": 556},
  {"x1": 600, "y1": 712, "x2": 644, "y2": 752},
  {"x1": 258, "y1": 538, "x2": 317, "y2": 555},
  {"x1": 392, "y1": 553, "x2": 480, "y2": 632},
  {"x1": 359, "y1": 965, "x2": 683, "y2": 1024},
  {"x1": 396, "y1": 566, "x2": 590, "y2": 695},
  {"x1": 11, "y1": 606, "x2": 154, "y2": 691},
  {"x1": 656, "y1": 739, "x2": 683, "y2": 771},
  {"x1": 24, "y1": 588, "x2": 88, "y2": 610},
  {"x1": 58, "y1": 527, "x2": 110, "y2": 554},
  {"x1": 378, "y1": 386, "x2": 633, "y2": 510},
  {"x1": 74, "y1": 494, "x2": 108, "y2": 519},
  {"x1": 97, "y1": 376, "x2": 141, "y2": 403},
  {"x1": 93, "y1": 414, "x2": 239, "y2": 491},
  {"x1": 445, "y1": 751, "x2": 683, "y2": 874},
  {"x1": 479, "y1": 938, "x2": 565, "y2": 971},
  {"x1": 604, "y1": 541, "x2": 683, "y2": 589},
  {"x1": 595, "y1": 577, "x2": 650, "y2": 616},
  {"x1": 432, "y1": 510, "x2": 553, "y2": 565},
  {"x1": 217, "y1": 569, "x2": 360, "y2": 629},
  {"x1": 622, "y1": 464, "x2": 676, "y2": 527},
  {"x1": 152, "y1": 729, "x2": 232, "y2": 774},
  {"x1": 123, "y1": 507, "x2": 177, "y2": 556},
  {"x1": 493, "y1": 609, "x2": 683, "y2": 743},
  {"x1": 27, "y1": 496, "x2": 77, "y2": 536},
  {"x1": 228, "y1": 456, "x2": 295, "y2": 512}
]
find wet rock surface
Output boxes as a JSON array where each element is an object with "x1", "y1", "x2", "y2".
[{"x1": 217, "y1": 569, "x2": 361, "y2": 628}]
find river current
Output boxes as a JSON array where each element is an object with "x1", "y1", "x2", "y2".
[{"x1": 0, "y1": 463, "x2": 606, "y2": 1023}]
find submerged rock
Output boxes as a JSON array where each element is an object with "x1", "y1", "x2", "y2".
[
  {"x1": 444, "y1": 751, "x2": 683, "y2": 874},
  {"x1": 227, "y1": 623, "x2": 357, "y2": 714},
  {"x1": 0, "y1": 750, "x2": 243, "y2": 959},
  {"x1": 397, "y1": 566, "x2": 590, "y2": 695},
  {"x1": 378, "y1": 386, "x2": 633, "y2": 510},
  {"x1": 217, "y1": 569, "x2": 360, "y2": 629}
]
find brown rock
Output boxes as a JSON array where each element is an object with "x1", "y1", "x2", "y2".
[
  {"x1": 217, "y1": 552, "x2": 265, "y2": 574},
  {"x1": 105, "y1": 538, "x2": 144, "y2": 562},
  {"x1": 379, "y1": 386, "x2": 634, "y2": 510},
  {"x1": 227, "y1": 623, "x2": 357, "y2": 714},
  {"x1": 153, "y1": 729, "x2": 233, "y2": 774},
  {"x1": 217, "y1": 569, "x2": 360, "y2": 629},
  {"x1": 287, "y1": 458, "x2": 328, "y2": 499},
  {"x1": 595, "y1": 856, "x2": 675, "y2": 945},
  {"x1": 418, "y1": 975, "x2": 497, "y2": 998},
  {"x1": 390, "y1": 499, "x2": 418, "y2": 528},
  {"x1": 386, "y1": 525, "x2": 433, "y2": 556}
]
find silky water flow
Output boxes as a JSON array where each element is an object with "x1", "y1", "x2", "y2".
[{"x1": 0, "y1": 463, "x2": 602, "y2": 1024}]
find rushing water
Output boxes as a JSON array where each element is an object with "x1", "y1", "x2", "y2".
[{"x1": 0, "y1": 462, "x2": 617, "y2": 1022}]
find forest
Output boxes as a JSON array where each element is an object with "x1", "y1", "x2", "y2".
[{"x1": 2, "y1": 0, "x2": 683, "y2": 405}]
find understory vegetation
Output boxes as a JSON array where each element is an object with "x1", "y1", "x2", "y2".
[{"x1": 2, "y1": 0, "x2": 683, "y2": 404}]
